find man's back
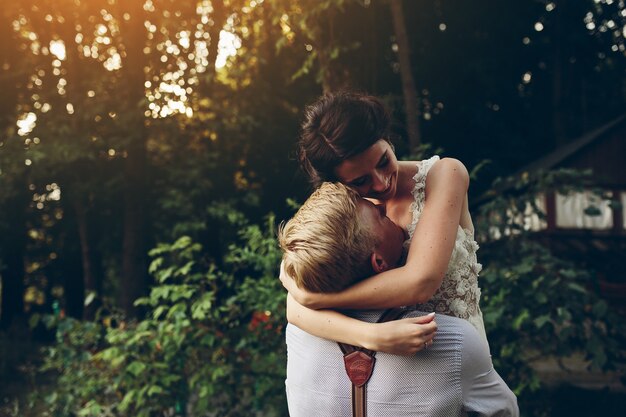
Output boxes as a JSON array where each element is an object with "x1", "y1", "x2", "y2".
[{"x1": 286, "y1": 311, "x2": 518, "y2": 417}]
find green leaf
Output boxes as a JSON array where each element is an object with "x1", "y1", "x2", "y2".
[
  {"x1": 177, "y1": 260, "x2": 195, "y2": 276},
  {"x1": 567, "y1": 282, "x2": 587, "y2": 294},
  {"x1": 172, "y1": 235, "x2": 192, "y2": 250},
  {"x1": 556, "y1": 307, "x2": 572, "y2": 322},
  {"x1": 126, "y1": 361, "x2": 147, "y2": 377},
  {"x1": 45, "y1": 392, "x2": 58, "y2": 405},
  {"x1": 533, "y1": 315, "x2": 551, "y2": 329},
  {"x1": 512, "y1": 309, "x2": 530, "y2": 330},
  {"x1": 118, "y1": 390, "x2": 136, "y2": 412},
  {"x1": 84, "y1": 291, "x2": 96, "y2": 307},
  {"x1": 77, "y1": 400, "x2": 102, "y2": 416},
  {"x1": 28, "y1": 313, "x2": 41, "y2": 329},
  {"x1": 134, "y1": 296, "x2": 150, "y2": 306},
  {"x1": 110, "y1": 354, "x2": 127, "y2": 368},
  {"x1": 95, "y1": 347, "x2": 120, "y2": 361},
  {"x1": 149, "y1": 257, "x2": 164, "y2": 274},
  {"x1": 191, "y1": 293, "x2": 214, "y2": 320},
  {"x1": 153, "y1": 305, "x2": 167, "y2": 319},
  {"x1": 157, "y1": 266, "x2": 176, "y2": 283},
  {"x1": 166, "y1": 302, "x2": 188, "y2": 319}
]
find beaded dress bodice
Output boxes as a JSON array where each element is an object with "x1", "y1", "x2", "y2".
[{"x1": 405, "y1": 156, "x2": 487, "y2": 343}]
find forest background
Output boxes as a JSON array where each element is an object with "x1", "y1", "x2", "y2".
[{"x1": 0, "y1": 0, "x2": 625, "y2": 416}]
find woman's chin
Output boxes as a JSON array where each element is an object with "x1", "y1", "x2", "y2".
[
  {"x1": 380, "y1": 182, "x2": 397, "y2": 201},
  {"x1": 372, "y1": 177, "x2": 398, "y2": 200}
]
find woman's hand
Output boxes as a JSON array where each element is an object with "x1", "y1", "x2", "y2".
[
  {"x1": 365, "y1": 312, "x2": 437, "y2": 356},
  {"x1": 280, "y1": 260, "x2": 323, "y2": 308}
]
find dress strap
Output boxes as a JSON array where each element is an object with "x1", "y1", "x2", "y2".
[
  {"x1": 407, "y1": 156, "x2": 440, "y2": 239},
  {"x1": 412, "y1": 156, "x2": 440, "y2": 200}
]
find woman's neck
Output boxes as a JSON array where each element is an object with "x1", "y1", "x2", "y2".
[
  {"x1": 395, "y1": 161, "x2": 420, "y2": 199},
  {"x1": 383, "y1": 161, "x2": 420, "y2": 228}
]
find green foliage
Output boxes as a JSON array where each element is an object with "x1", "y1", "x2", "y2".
[
  {"x1": 2, "y1": 0, "x2": 626, "y2": 414},
  {"x1": 475, "y1": 169, "x2": 626, "y2": 411},
  {"x1": 33, "y1": 212, "x2": 287, "y2": 417}
]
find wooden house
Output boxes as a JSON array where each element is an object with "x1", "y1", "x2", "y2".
[{"x1": 476, "y1": 114, "x2": 626, "y2": 304}]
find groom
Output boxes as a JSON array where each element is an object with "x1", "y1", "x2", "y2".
[{"x1": 278, "y1": 182, "x2": 518, "y2": 417}]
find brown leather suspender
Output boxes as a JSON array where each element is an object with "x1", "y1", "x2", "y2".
[{"x1": 337, "y1": 308, "x2": 407, "y2": 417}]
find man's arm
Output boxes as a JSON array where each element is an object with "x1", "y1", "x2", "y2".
[{"x1": 460, "y1": 321, "x2": 519, "y2": 417}]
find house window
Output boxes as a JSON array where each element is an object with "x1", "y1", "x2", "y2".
[
  {"x1": 555, "y1": 191, "x2": 613, "y2": 230},
  {"x1": 506, "y1": 194, "x2": 548, "y2": 232},
  {"x1": 487, "y1": 195, "x2": 547, "y2": 240},
  {"x1": 524, "y1": 195, "x2": 548, "y2": 232}
]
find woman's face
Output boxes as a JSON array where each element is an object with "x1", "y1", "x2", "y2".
[{"x1": 334, "y1": 139, "x2": 399, "y2": 201}]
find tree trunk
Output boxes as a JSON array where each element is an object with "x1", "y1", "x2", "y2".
[
  {"x1": 580, "y1": 77, "x2": 588, "y2": 133},
  {"x1": 319, "y1": 52, "x2": 349, "y2": 93},
  {"x1": 551, "y1": 3, "x2": 567, "y2": 146},
  {"x1": 0, "y1": 8, "x2": 25, "y2": 330},
  {"x1": 60, "y1": 11, "x2": 103, "y2": 320},
  {"x1": 74, "y1": 197, "x2": 102, "y2": 320},
  {"x1": 260, "y1": 2, "x2": 280, "y2": 87},
  {"x1": 318, "y1": 7, "x2": 351, "y2": 93},
  {"x1": 119, "y1": 1, "x2": 149, "y2": 318},
  {"x1": 0, "y1": 191, "x2": 26, "y2": 330},
  {"x1": 0, "y1": 3, "x2": 18, "y2": 130},
  {"x1": 205, "y1": 0, "x2": 227, "y2": 83},
  {"x1": 390, "y1": 0, "x2": 421, "y2": 150}
]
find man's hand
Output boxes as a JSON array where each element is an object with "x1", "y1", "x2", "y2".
[{"x1": 365, "y1": 312, "x2": 437, "y2": 356}]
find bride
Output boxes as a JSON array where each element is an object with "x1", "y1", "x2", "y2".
[{"x1": 280, "y1": 91, "x2": 487, "y2": 354}]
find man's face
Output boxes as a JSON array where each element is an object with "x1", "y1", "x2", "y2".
[{"x1": 357, "y1": 199, "x2": 406, "y2": 270}]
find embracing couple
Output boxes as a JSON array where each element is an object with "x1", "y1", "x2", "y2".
[{"x1": 278, "y1": 92, "x2": 519, "y2": 416}]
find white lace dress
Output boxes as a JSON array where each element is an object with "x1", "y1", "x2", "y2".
[{"x1": 405, "y1": 156, "x2": 488, "y2": 344}]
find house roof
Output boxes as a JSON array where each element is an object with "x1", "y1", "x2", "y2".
[
  {"x1": 471, "y1": 113, "x2": 626, "y2": 207},
  {"x1": 517, "y1": 113, "x2": 626, "y2": 174}
]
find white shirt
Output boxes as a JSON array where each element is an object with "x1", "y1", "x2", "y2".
[{"x1": 286, "y1": 310, "x2": 518, "y2": 417}]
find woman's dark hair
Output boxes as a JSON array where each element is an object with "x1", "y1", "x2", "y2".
[{"x1": 297, "y1": 91, "x2": 392, "y2": 186}]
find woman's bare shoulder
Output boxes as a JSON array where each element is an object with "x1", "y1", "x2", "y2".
[
  {"x1": 434, "y1": 157, "x2": 467, "y2": 174},
  {"x1": 398, "y1": 160, "x2": 420, "y2": 173},
  {"x1": 427, "y1": 157, "x2": 469, "y2": 187}
]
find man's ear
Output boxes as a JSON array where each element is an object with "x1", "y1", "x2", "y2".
[{"x1": 370, "y1": 252, "x2": 389, "y2": 273}]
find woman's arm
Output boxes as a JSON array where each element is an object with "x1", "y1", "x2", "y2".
[
  {"x1": 286, "y1": 294, "x2": 437, "y2": 355},
  {"x1": 283, "y1": 158, "x2": 469, "y2": 309}
]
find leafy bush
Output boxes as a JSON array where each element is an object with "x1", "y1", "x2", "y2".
[
  {"x1": 33, "y1": 212, "x2": 286, "y2": 417},
  {"x1": 30, "y1": 168, "x2": 626, "y2": 417},
  {"x1": 475, "y1": 169, "x2": 626, "y2": 412}
]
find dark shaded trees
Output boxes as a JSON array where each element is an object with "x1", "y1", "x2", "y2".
[
  {"x1": 0, "y1": 0, "x2": 624, "y2": 327},
  {"x1": 390, "y1": 0, "x2": 421, "y2": 150},
  {"x1": 0, "y1": 5, "x2": 27, "y2": 329},
  {"x1": 118, "y1": 0, "x2": 150, "y2": 318}
]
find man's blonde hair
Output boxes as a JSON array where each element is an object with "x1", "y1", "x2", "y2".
[{"x1": 278, "y1": 182, "x2": 377, "y2": 293}]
